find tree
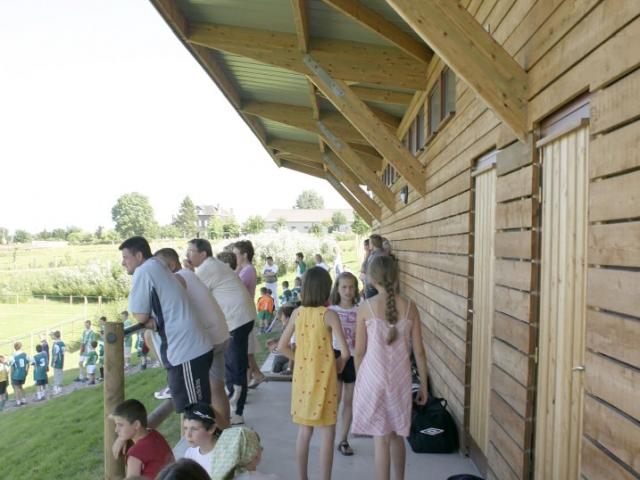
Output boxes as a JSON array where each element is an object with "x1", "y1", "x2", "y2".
[
  {"x1": 351, "y1": 212, "x2": 371, "y2": 236},
  {"x1": 51, "y1": 228, "x2": 66, "y2": 240},
  {"x1": 308, "y1": 223, "x2": 325, "y2": 236},
  {"x1": 295, "y1": 190, "x2": 324, "y2": 209},
  {"x1": 273, "y1": 217, "x2": 287, "y2": 232},
  {"x1": 330, "y1": 211, "x2": 348, "y2": 232},
  {"x1": 159, "y1": 224, "x2": 181, "y2": 239},
  {"x1": 207, "y1": 217, "x2": 224, "y2": 240},
  {"x1": 172, "y1": 196, "x2": 199, "y2": 237},
  {"x1": 111, "y1": 192, "x2": 158, "y2": 238},
  {"x1": 222, "y1": 217, "x2": 240, "y2": 238},
  {"x1": 242, "y1": 215, "x2": 265, "y2": 235},
  {"x1": 13, "y1": 229, "x2": 32, "y2": 243}
]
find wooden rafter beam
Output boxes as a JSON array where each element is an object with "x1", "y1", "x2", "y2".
[
  {"x1": 280, "y1": 159, "x2": 325, "y2": 179},
  {"x1": 325, "y1": 172, "x2": 373, "y2": 226},
  {"x1": 276, "y1": 153, "x2": 321, "y2": 168},
  {"x1": 347, "y1": 86, "x2": 414, "y2": 106},
  {"x1": 306, "y1": 55, "x2": 427, "y2": 195},
  {"x1": 319, "y1": 122, "x2": 396, "y2": 211},
  {"x1": 242, "y1": 100, "x2": 369, "y2": 145},
  {"x1": 269, "y1": 138, "x2": 382, "y2": 173},
  {"x1": 188, "y1": 22, "x2": 428, "y2": 90},
  {"x1": 323, "y1": 152, "x2": 382, "y2": 220},
  {"x1": 386, "y1": 0, "x2": 528, "y2": 142},
  {"x1": 320, "y1": 0, "x2": 432, "y2": 63},
  {"x1": 290, "y1": 0, "x2": 309, "y2": 53}
]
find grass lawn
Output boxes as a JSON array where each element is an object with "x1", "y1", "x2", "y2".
[
  {"x1": 0, "y1": 366, "x2": 178, "y2": 480},
  {"x1": 0, "y1": 330, "x2": 275, "y2": 479}
]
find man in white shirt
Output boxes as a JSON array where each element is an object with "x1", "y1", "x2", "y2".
[
  {"x1": 262, "y1": 256, "x2": 279, "y2": 308},
  {"x1": 187, "y1": 238, "x2": 257, "y2": 425},
  {"x1": 120, "y1": 236, "x2": 213, "y2": 413},
  {"x1": 154, "y1": 248, "x2": 231, "y2": 428}
]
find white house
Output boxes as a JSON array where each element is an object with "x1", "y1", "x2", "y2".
[{"x1": 264, "y1": 209, "x2": 353, "y2": 232}]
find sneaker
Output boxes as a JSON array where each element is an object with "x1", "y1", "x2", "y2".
[
  {"x1": 230, "y1": 414, "x2": 245, "y2": 425},
  {"x1": 88, "y1": 381, "x2": 96, "y2": 385},
  {"x1": 228, "y1": 386, "x2": 242, "y2": 411},
  {"x1": 73, "y1": 377, "x2": 83, "y2": 382},
  {"x1": 154, "y1": 387, "x2": 172, "y2": 400}
]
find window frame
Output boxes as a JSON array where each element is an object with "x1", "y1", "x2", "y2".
[{"x1": 427, "y1": 67, "x2": 457, "y2": 141}]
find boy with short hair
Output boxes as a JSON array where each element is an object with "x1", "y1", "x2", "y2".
[
  {"x1": 76, "y1": 320, "x2": 96, "y2": 382},
  {"x1": 291, "y1": 276, "x2": 302, "y2": 301},
  {"x1": 10, "y1": 342, "x2": 29, "y2": 406},
  {"x1": 32, "y1": 344, "x2": 49, "y2": 400},
  {"x1": 295, "y1": 252, "x2": 307, "y2": 278},
  {"x1": 111, "y1": 399, "x2": 174, "y2": 479},
  {"x1": 50, "y1": 330, "x2": 65, "y2": 394},
  {"x1": 0, "y1": 355, "x2": 9, "y2": 411},
  {"x1": 85, "y1": 341, "x2": 99, "y2": 385},
  {"x1": 257, "y1": 287, "x2": 275, "y2": 333},
  {"x1": 280, "y1": 280, "x2": 292, "y2": 305}
]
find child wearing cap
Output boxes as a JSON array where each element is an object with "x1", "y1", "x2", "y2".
[
  {"x1": 183, "y1": 403, "x2": 220, "y2": 476},
  {"x1": 211, "y1": 427, "x2": 277, "y2": 480},
  {"x1": 111, "y1": 399, "x2": 174, "y2": 479}
]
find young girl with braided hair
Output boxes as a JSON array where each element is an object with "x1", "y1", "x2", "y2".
[{"x1": 352, "y1": 255, "x2": 429, "y2": 480}]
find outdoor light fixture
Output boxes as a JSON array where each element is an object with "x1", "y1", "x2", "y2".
[{"x1": 400, "y1": 186, "x2": 409, "y2": 205}]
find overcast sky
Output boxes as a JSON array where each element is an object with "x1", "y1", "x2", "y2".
[{"x1": 0, "y1": 0, "x2": 348, "y2": 233}]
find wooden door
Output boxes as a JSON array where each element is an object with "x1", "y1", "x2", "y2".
[
  {"x1": 469, "y1": 161, "x2": 496, "y2": 455},
  {"x1": 534, "y1": 125, "x2": 589, "y2": 480}
]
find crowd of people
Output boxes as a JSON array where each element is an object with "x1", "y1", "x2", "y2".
[{"x1": 0, "y1": 233, "x2": 429, "y2": 480}]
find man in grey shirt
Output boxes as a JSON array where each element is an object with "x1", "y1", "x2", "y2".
[{"x1": 120, "y1": 236, "x2": 213, "y2": 413}]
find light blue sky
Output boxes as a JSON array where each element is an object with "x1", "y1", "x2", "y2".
[{"x1": 0, "y1": 0, "x2": 348, "y2": 233}]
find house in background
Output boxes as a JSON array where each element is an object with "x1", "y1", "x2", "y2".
[
  {"x1": 196, "y1": 204, "x2": 233, "y2": 235},
  {"x1": 264, "y1": 209, "x2": 353, "y2": 232}
]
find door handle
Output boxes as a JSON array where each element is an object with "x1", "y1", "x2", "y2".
[{"x1": 572, "y1": 365, "x2": 585, "y2": 372}]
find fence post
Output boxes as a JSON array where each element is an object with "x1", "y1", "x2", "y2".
[
  {"x1": 44, "y1": 295, "x2": 47, "y2": 305},
  {"x1": 69, "y1": 295, "x2": 72, "y2": 305},
  {"x1": 16, "y1": 294, "x2": 19, "y2": 305},
  {"x1": 84, "y1": 297, "x2": 88, "y2": 320},
  {"x1": 98, "y1": 296, "x2": 102, "y2": 308},
  {"x1": 104, "y1": 321, "x2": 125, "y2": 480}
]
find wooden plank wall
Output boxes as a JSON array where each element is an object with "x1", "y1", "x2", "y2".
[
  {"x1": 374, "y1": 1, "x2": 640, "y2": 479},
  {"x1": 487, "y1": 140, "x2": 537, "y2": 480},
  {"x1": 582, "y1": 65, "x2": 640, "y2": 480}
]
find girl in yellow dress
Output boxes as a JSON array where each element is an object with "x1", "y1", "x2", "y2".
[{"x1": 278, "y1": 266, "x2": 350, "y2": 480}]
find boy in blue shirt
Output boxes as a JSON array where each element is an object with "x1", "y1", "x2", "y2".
[
  {"x1": 32, "y1": 344, "x2": 49, "y2": 400},
  {"x1": 10, "y1": 342, "x2": 29, "y2": 406},
  {"x1": 50, "y1": 330, "x2": 65, "y2": 395}
]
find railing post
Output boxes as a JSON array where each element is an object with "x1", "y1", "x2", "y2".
[{"x1": 104, "y1": 321, "x2": 125, "y2": 480}]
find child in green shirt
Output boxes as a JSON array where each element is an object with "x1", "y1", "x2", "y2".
[
  {"x1": 86, "y1": 341, "x2": 99, "y2": 385},
  {"x1": 32, "y1": 344, "x2": 49, "y2": 400}
]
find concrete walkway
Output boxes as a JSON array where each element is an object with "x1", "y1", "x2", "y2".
[{"x1": 234, "y1": 380, "x2": 480, "y2": 480}]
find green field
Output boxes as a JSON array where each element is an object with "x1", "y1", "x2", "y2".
[{"x1": 0, "y1": 367, "x2": 180, "y2": 480}]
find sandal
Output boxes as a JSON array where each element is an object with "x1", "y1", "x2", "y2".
[{"x1": 337, "y1": 441, "x2": 354, "y2": 456}]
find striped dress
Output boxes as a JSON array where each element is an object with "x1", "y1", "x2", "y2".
[{"x1": 352, "y1": 300, "x2": 414, "y2": 437}]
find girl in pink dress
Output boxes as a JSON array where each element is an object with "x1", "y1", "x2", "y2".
[{"x1": 352, "y1": 255, "x2": 429, "y2": 480}]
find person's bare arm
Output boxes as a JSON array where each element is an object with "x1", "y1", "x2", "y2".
[
  {"x1": 277, "y1": 309, "x2": 298, "y2": 361},
  {"x1": 409, "y1": 301, "x2": 429, "y2": 405},
  {"x1": 132, "y1": 313, "x2": 154, "y2": 330},
  {"x1": 354, "y1": 304, "x2": 368, "y2": 371},
  {"x1": 125, "y1": 456, "x2": 143, "y2": 478},
  {"x1": 111, "y1": 436, "x2": 127, "y2": 460},
  {"x1": 324, "y1": 309, "x2": 349, "y2": 373}
]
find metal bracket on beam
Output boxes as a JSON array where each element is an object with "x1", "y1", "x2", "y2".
[
  {"x1": 317, "y1": 121, "x2": 343, "y2": 150},
  {"x1": 303, "y1": 54, "x2": 344, "y2": 98},
  {"x1": 322, "y1": 153, "x2": 339, "y2": 174}
]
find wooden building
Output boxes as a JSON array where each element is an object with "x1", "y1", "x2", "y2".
[{"x1": 150, "y1": 1, "x2": 640, "y2": 478}]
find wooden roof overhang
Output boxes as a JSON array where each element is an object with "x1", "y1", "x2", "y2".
[{"x1": 149, "y1": 0, "x2": 528, "y2": 226}]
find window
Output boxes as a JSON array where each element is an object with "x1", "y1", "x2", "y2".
[
  {"x1": 382, "y1": 163, "x2": 397, "y2": 187},
  {"x1": 428, "y1": 68, "x2": 457, "y2": 138}
]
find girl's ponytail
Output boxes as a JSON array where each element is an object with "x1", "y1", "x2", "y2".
[{"x1": 383, "y1": 277, "x2": 398, "y2": 344}]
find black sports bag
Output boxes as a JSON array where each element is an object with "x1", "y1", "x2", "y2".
[{"x1": 408, "y1": 396, "x2": 459, "y2": 454}]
